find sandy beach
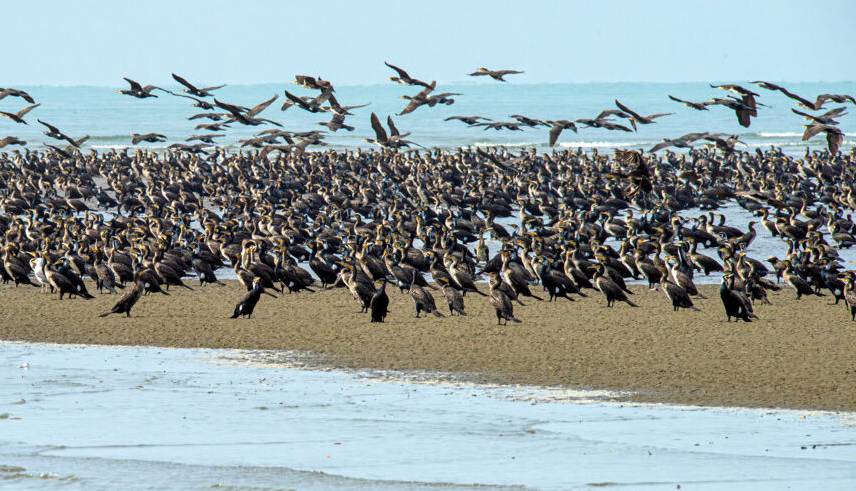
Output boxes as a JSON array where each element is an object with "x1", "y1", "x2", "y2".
[{"x1": 1, "y1": 280, "x2": 854, "y2": 411}]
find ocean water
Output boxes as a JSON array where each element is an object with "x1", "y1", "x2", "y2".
[
  {"x1": 1, "y1": 81, "x2": 854, "y2": 152},
  {"x1": 1, "y1": 342, "x2": 855, "y2": 490}
]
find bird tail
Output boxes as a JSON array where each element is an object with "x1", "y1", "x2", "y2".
[
  {"x1": 432, "y1": 310, "x2": 445, "y2": 318},
  {"x1": 529, "y1": 293, "x2": 544, "y2": 301},
  {"x1": 181, "y1": 283, "x2": 194, "y2": 291},
  {"x1": 230, "y1": 308, "x2": 240, "y2": 319},
  {"x1": 160, "y1": 290, "x2": 171, "y2": 295},
  {"x1": 509, "y1": 316, "x2": 522, "y2": 323},
  {"x1": 473, "y1": 288, "x2": 488, "y2": 297},
  {"x1": 98, "y1": 311, "x2": 112, "y2": 318},
  {"x1": 625, "y1": 299, "x2": 639, "y2": 307}
]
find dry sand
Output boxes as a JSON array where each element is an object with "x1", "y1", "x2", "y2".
[{"x1": 1, "y1": 280, "x2": 854, "y2": 411}]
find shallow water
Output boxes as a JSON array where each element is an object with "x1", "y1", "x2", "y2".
[{"x1": 1, "y1": 342, "x2": 855, "y2": 490}]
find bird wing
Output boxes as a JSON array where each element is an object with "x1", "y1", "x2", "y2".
[
  {"x1": 18, "y1": 104, "x2": 41, "y2": 118},
  {"x1": 780, "y1": 87, "x2": 817, "y2": 109},
  {"x1": 215, "y1": 98, "x2": 249, "y2": 118},
  {"x1": 602, "y1": 122, "x2": 634, "y2": 132},
  {"x1": 199, "y1": 84, "x2": 226, "y2": 92},
  {"x1": 370, "y1": 113, "x2": 388, "y2": 141},
  {"x1": 247, "y1": 95, "x2": 278, "y2": 118},
  {"x1": 45, "y1": 144, "x2": 71, "y2": 159},
  {"x1": 415, "y1": 81, "x2": 436, "y2": 99},
  {"x1": 398, "y1": 98, "x2": 423, "y2": 116},
  {"x1": 827, "y1": 128, "x2": 844, "y2": 154},
  {"x1": 614, "y1": 100, "x2": 643, "y2": 120},
  {"x1": 648, "y1": 140, "x2": 673, "y2": 153},
  {"x1": 384, "y1": 61, "x2": 411, "y2": 80},
  {"x1": 283, "y1": 90, "x2": 311, "y2": 110},
  {"x1": 37, "y1": 119, "x2": 61, "y2": 134},
  {"x1": 171, "y1": 73, "x2": 198, "y2": 92},
  {"x1": 802, "y1": 123, "x2": 829, "y2": 141},
  {"x1": 548, "y1": 124, "x2": 564, "y2": 147},
  {"x1": 496, "y1": 70, "x2": 524, "y2": 76},
  {"x1": 387, "y1": 115, "x2": 404, "y2": 137},
  {"x1": 123, "y1": 77, "x2": 143, "y2": 92}
]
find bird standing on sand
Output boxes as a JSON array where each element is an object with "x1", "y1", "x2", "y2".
[
  {"x1": 100, "y1": 279, "x2": 145, "y2": 318},
  {"x1": 231, "y1": 277, "x2": 277, "y2": 319},
  {"x1": 370, "y1": 279, "x2": 390, "y2": 322}
]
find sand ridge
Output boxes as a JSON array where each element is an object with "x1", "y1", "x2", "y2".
[{"x1": 1, "y1": 280, "x2": 854, "y2": 411}]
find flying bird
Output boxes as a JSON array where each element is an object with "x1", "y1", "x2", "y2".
[
  {"x1": 131, "y1": 133, "x2": 167, "y2": 145},
  {"x1": 547, "y1": 120, "x2": 578, "y2": 147},
  {"x1": 444, "y1": 115, "x2": 492, "y2": 125},
  {"x1": 171, "y1": 73, "x2": 226, "y2": 98},
  {"x1": 0, "y1": 136, "x2": 26, "y2": 148},
  {"x1": 668, "y1": 95, "x2": 711, "y2": 111},
  {"x1": 613, "y1": 100, "x2": 673, "y2": 128},
  {"x1": 0, "y1": 103, "x2": 39, "y2": 124},
  {"x1": 119, "y1": 78, "x2": 163, "y2": 98},
  {"x1": 468, "y1": 67, "x2": 524, "y2": 82},
  {"x1": 384, "y1": 62, "x2": 432, "y2": 88},
  {"x1": 366, "y1": 113, "x2": 420, "y2": 149},
  {"x1": 0, "y1": 88, "x2": 36, "y2": 104}
]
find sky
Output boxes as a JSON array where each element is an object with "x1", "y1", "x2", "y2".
[{"x1": 3, "y1": 0, "x2": 855, "y2": 86}]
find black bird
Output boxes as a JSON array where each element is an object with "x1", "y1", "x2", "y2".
[
  {"x1": 37, "y1": 120, "x2": 81, "y2": 147},
  {"x1": 0, "y1": 136, "x2": 26, "y2": 148},
  {"x1": 668, "y1": 95, "x2": 710, "y2": 111},
  {"x1": 384, "y1": 62, "x2": 432, "y2": 87},
  {"x1": 171, "y1": 73, "x2": 226, "y2": 97},
  {"x1": 468, "y1": 67, "x2": 524, "y2": 82},
  {"x1": 131, "y1": 133, "x2": 167, "y2": 145},
  {"x1": 445, "y1": 115, "x2": 492, "y2": 125},
  {"x1": 168, "y1": 92, "x2": 215, "y2": 110},
  {"x1": 231, "y1": 277, "x2": 277, "y2": 319},
  {"x1": 366, "y1": 113, "x2": 420, "y2": 149},
  {"x1": 119, "y1": 78, "x2": 163, "y2": 98},
  {"x1": 370, "y1": 280, "x2": 390, "y2": 322},
  {"x1": 0, "y1": 87, "x2": 36, "y2": 104},
  {"x1": 547, "y1": 120, "x2": 578, "y2": 147},
  {"x1": 216, "y1": 95, "x2": 281, "y2": 126},
  {"x1": 720, "y1": 274, "x2": 755, "y2": 322},
  {"x1": 99, "y1": 280, "x2": 144, "y2": 318},
  {"x1": 0, "y1": 103, "x2": 39, "y2": 124},
  {"x1": 752, "y1": 81, "x2": 816, "y2": 110},
  {"x1": 614, "y1": 100, "x2": 673, "y2": 128}
]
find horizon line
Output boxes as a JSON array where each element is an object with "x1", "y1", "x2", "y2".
[{"x1": 5, "y1": 79, "x2": 856, "y2": 89}]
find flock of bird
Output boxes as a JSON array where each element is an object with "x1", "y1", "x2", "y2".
[{"x1": 1, "y1": 64, "x2": 855, "y2": 325}]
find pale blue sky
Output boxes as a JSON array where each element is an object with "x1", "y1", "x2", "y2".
[{"x1": 4, "y1": 0, "x2": 854, "y2": 86}]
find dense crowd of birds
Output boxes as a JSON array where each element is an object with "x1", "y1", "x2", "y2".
[{"x1": 1, "y1": 66, "x2": 855, "y2": 324}]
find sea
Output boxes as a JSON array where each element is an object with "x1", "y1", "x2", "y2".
[
  {"x1": 1, "y1": 81, "x2": 854, "y2": 153},
  {"x1": 1, "y1": 341, "x2": 855, "y2": 490}
]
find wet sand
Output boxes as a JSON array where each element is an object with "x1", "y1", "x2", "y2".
[{"x1": 1, "y1": 280, "x2": 854, "y2": 411}]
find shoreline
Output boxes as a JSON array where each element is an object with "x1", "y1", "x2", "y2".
[{"x1": 2, "y1": 280, "x2": 855, "y2": 412}]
